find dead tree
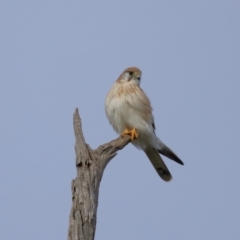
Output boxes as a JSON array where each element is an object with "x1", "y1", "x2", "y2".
[{"x1": 68, "y1": 109, "x2": 132, "y2": 240}]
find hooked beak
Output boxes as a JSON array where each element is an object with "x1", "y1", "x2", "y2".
[{"x1": 136, "y1": 74, "x2": 141, "y2": 81}]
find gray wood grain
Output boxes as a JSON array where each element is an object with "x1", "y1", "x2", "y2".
[{"x1": 68, "y1": 108, "x2": 132, "y2": 240}]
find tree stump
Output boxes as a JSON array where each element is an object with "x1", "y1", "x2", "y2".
[{"x1": 67, "y1": 109, "x2": 132, "y2": 240}]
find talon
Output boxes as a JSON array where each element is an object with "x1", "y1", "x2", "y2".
[{"x1": 121, "y1": 128, "x2": 139, "y2": 141}]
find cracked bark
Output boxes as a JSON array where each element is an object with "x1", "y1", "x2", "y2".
[{"x1": 67, "y1": 108, "x2": 132, "y2": 240}]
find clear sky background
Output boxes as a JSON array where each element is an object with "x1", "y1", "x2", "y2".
[{"x1": 1, "y1": 1, "x2": 240, "y2": 240}]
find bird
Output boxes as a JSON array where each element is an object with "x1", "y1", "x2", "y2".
[{"x1": 105, "y1": 67, "x2": 183, "y2": 181}]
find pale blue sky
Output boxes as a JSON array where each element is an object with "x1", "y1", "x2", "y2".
[{"x1": 1, "y1": 1, "x2": 240, "y2": 239}]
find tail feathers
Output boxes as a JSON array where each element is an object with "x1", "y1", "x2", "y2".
[
  {"x1": 144, "y1": 147, "x2": 172, "y2": 182},
  {"x1": 157, "y1": 138, "x2": 184, "y2": 165}
]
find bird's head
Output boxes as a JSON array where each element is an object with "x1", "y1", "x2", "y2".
[{"x1": 117, "y1": 67, "x2": 142, "y2": 86}]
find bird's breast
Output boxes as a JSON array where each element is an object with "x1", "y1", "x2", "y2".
[{"x1": 105, "y1": 88, "x2": 150, "y2": 134}]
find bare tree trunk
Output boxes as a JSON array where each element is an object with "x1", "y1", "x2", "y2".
[{"x1": 68, "y1": 109, "x2": 132, "y2": 240}]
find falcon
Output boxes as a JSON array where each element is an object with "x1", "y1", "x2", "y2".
[{"x1": 105, "y1": 67, "x2": 183, "y2": 181}]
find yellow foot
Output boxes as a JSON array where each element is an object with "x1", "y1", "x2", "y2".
[{"x1": 121, "y1": 128, "x2": 139, "y2": 141}]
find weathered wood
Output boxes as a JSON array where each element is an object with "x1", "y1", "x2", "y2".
[{"x1": 68, "y1": 108, "x2": 132, "y2": 240}]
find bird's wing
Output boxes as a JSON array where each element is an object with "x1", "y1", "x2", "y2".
[
  {"x1": 144, "y1": 147, "x2": 172, "y2": 181},
  {"x1": 157, "y1": 138, "x2": 184, "y2": 165},
  {"x1": 126, "y1": 86, "x2": 154, "y2": 124}
]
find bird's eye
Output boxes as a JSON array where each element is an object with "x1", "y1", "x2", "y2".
[{"x1": 128, "y1": 71, "x2": 133, "y2": 76}]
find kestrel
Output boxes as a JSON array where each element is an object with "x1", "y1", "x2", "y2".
[{"x1": 105, "y1": 67, "x2": 183, "y2": 181}]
